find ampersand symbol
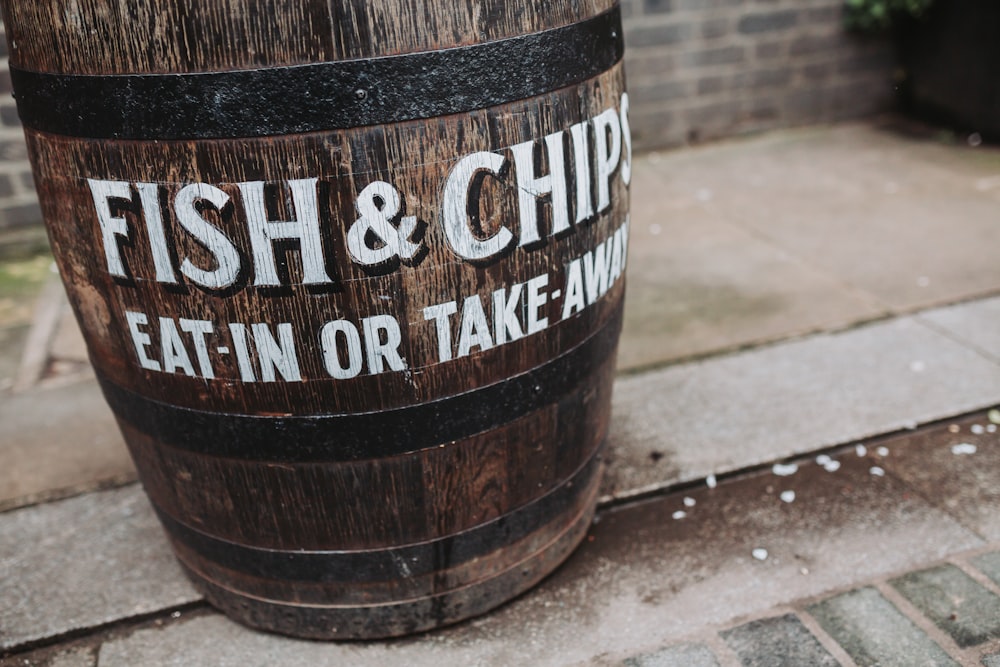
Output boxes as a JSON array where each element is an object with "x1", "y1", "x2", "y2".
[{"x1": 346, "y1": 181, "x2": 423, "y2": 267}]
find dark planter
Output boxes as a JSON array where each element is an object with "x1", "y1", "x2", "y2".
[{"x1": 896, "y1": 0, "x2": 1000, "y2": 139}]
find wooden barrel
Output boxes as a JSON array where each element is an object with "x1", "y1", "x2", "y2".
[{"x1": 4, "y1": 0, "x2": 631, "y2": 638}]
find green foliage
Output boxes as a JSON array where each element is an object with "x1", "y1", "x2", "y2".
[{"x1": 844, "y1": 0, "x2": 935, "y2": 31}]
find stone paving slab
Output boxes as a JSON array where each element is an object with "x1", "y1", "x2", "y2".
[
  {"x1": 603, "y1": 311, "x2": 1000, "y2": 500},
  {"x1": 875, "y1": 412, "x2": 1000, "y2": 541},
  {"x1": 621, "y1": 157, "x2": 884, "y2": 371},
  {"x1": 1, "y1": 644, "x2": 97, "y2": 667},
  {"x1": 0, "y1": 379, "x2": 133, "y2": 511},
  {"x1": 733, "y1": 183, "x2": 1000, "y2": 314},
  {"x1": 44, "y1": 647, "x2": 95, "y2": 667},
  {"x1": 0, "y1": 485, "x2": 198, "y2": 651},
  {"x1": 3, "y1": 442, "x2": 981, "y2": 665},
  {"x1": 919, "y1": 295, "x2": 1000, "y2": 362},
  {"x1": 647, "y1": 124, "x2": 1000, "y2": 314}
]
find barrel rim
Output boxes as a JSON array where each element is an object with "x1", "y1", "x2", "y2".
[{"x1": 9, "y1": 7, "x2": 624, "y2": 140}]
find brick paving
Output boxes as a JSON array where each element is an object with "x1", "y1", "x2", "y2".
[
  {"x1": 891, "y1": 565, "x2": 1000, "y2": 648},
  {"x1": 618, "y1": 544, "x2": 1000, "y2": 667},
  {"x1": 721, "y1": 615, "x2": 839, "y2": 667},
  {"x1": 616, "y1": 413, "x2": 1000, "y2": 667},
  {"x1": 2, "y1": 124, "x2": 1000, "y2": 665}
]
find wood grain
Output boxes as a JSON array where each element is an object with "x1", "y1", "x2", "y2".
[
  {"x1": 3, "y1": 0, "x2": 615, "y2": 74},
  {"x1": 9, "y1": 0, "x2": 629, "y2": 638}
]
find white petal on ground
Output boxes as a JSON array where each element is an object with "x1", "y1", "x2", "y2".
[
  {"x1": 683, "y1": 497, "x2": 696, "y2": 508},
  {"x1": 822, "y1": 460, "x2": 841, "y2": 472},
  {"x1": 672, "y1": 510, "x2": 687, "y2": 520},
  {"x1": 772, "y1": 463, "x2": 799, "y2": 477},
  {"x1": 706, "y1": 474, "x2": 717, "y2": 489},
  {"x1": 815, "y1": 454, "x2": 831, "y2": 466},
  {"x1": 780, "y1": 490, "x2": 796, "y2": 503},
  {"x1": 876, "y1": 446, "x2": 889, "y2": 457},
  {"x1": 870, "y1": 466, "x2": 886, "y2": 477},
  {"x1": 971, "y1": 424, "x2": 985, "y2": 435},
  {"x1": 952, "y1": 443, "x2": 978, "y2": 455},
  {"x1": 855, "y1": 444, "x2": 868, "y2": 457},
  {"x1": 752, "y1": 548, "x2": 769, "y2": 561}
]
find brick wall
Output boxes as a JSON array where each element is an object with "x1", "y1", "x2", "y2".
[
  {"x1": 620, "y1": 0, "x2": 896, "y2": 149},
  {"x1": 0, "y1": 26, "x2": 42, "y2": 233},
  {"x1": 0, "y1": 5, "x2": 894, "y2": 232}
]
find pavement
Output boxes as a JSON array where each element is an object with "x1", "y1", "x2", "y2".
[{"x1": 2, "y1": 120, "x2": 1000, "y2": 666}]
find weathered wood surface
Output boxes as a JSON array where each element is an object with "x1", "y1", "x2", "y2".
[
  {"x1": 6, "y1": 0, "x2": 630, "y2": 638},
  {"x1": 27, "y1": 65, "x2": 629, "y2": 413},
  {"x1": 121, "y1": 350, "x2": 616, "y2": 549},
  {"x1": 3, "y1": 0, "x2": 615, "y2": 74}
]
